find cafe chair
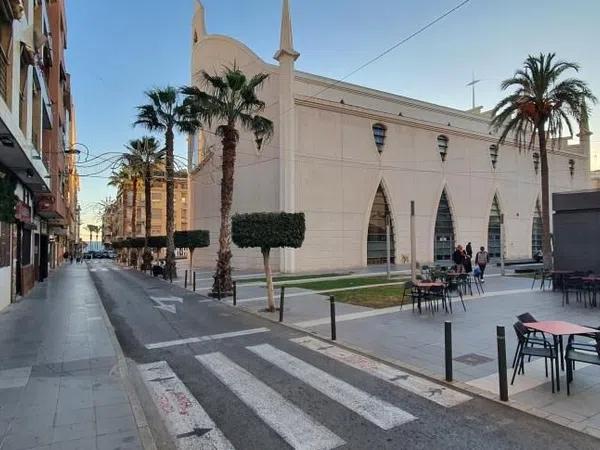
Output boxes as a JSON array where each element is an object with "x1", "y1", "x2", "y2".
[
  {"x1": 566, "y1": 333, "x2": 600, "y2": 395},
  {"x1": 511, "y1": 322, "x2": 558, "y2": 393}
]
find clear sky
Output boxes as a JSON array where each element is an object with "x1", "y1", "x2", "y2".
[{"x1": 69, "y1": 0, "x2": 600, "y2": 230}]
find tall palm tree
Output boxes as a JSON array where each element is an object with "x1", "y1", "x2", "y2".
[
  {"x1": 182, "y1": 65, "x2": 273, "y2": 295},
  {"x1": 108, "y1": 167, "x2": 134, "y2": 263},
  {"x1": 125, "y1": 137, "x2": 164, "y2": 269},
  {"x1": 491, "y1": 53, "x2": 596, "y2": 270},
  {"x1": 134, "y1": 87, "x2": 200, "y2": 279},
  {"x1": 86, "y1": 224, "x2": 95, "y2": 249}
]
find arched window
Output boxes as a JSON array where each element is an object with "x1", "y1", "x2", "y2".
[
  {"x1": 532, "y1": 200, "x2": 542, "y2": 257},
  {"x1": 488, "y1": 195, "x2": 501, "y2": 258},
  {"x1": 489, "y1": 145, "x2": 499, "y2": 169},
  {"x1": 434, "y1": 189, "x2": 454, "y2": 261},
  {"x1": 372, "y1": 123, "x2": 386, "y2": 153},
  {"x1": 437, "y1": 135, "x2": 449, "y2": 161},
  {"x1": 367, "y1": 185, "x2": 394, "y2": 264}
]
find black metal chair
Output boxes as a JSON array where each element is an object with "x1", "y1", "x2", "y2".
[
  {"x1": 511, "y1": 322, "x2": 557, "y2": 393},
  {"x1": 517, "y1": 312, "x2": 537, "y2": 324},
  {"x1": 531, "y1": 269, "x2": 552, "y2": 290},
  {"x1": 445, "y1": 277, "x2": 465, "y2": 312},
  {"x1": 566, "y1": 332, "x2": 600, "y2": 395},
  {"x1": 563, "y1": 276, "x2": 586, "y2": 307}
]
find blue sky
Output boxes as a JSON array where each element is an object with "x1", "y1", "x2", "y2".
[{"x1": 69, "y1": 0, "x2": 600, "y2": 228}]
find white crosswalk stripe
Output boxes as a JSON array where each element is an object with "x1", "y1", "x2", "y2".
[
  {"x1": 291, "y1": 337, "x2": 471, "y2": 408},
  {"x1": 247, "y1": 344, "x2": 416, "y2": 430},
  {"x1": 139, "y1": 361, "x2": 234, "y2": 450},
  {"x1": 196, "y1": 352, "x2": 345, "y2": 450}
]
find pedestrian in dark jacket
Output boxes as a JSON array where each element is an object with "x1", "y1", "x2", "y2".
[
  {"x1": 466, "y1": 242, "x2": 473, "y2": 258},
  {"x1": 452, "y1": 245, "x2": 465, "y2": 273}
]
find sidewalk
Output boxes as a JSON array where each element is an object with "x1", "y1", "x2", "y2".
[{"x1": 0, "y1": 264, "x2": 149, "y2": 450}]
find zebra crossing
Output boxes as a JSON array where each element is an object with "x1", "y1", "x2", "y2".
[
  {"x1": 88, "y1": 264, "x2": 129, "y2": 272},
  {"x1": 139, "y1": 338, "x2": 472, "y2": 449}
]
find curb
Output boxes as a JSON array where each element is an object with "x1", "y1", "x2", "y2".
[{"x1": 91, "y1": 268, "x2": 160, "y2": 450}]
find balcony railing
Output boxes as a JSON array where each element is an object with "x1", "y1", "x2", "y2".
[{"x1": 0, "y1": 46, "x2": 8, "y2": 103}]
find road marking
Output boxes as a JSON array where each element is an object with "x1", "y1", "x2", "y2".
[
  {"x1": 138, "y1": 361, "x2": 234, "y2": 450},
  {"x1": 0, "y1": 366, "x2": 32, "y2": 390},
  {"x1": 291, "y1": 337, "x2": 471, "y2": 408},
  {"x1": 150, "y1": 296, "x2": 184, "y2": 314},
  {"x1": 146, "y1": 328, "x2": 270, "y2": 350},
  {"x1": 247, "y1": 344, "x2": 416, "y2": 430},
  {"x1": 195, "y1": 352, "x2": 344, "y2": 450},
  {"x1": 292, "y1": 288, "x2": 543, "y2": 328},
  {"x1": 197, "y1": 299, "x2": 213, "y2": 304}
]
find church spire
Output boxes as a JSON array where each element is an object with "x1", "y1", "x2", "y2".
[
  {"x1": 192, "y1": 0, "x2": 206, "y2": 43},
  {"x1": 274, "y1": 0, "x2": 299, "y2": 61}
]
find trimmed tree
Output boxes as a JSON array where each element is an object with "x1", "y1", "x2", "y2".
[
  {"x1": 232, "y1": 212, "x2": 305, "y2": 312},
  {"x1": 174, "y1": 230, "x2": 210, "y2": 274}
]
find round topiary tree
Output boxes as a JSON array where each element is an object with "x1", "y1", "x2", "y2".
[
  {"x1": 174, "y1": 230, "x2": 210, "y2": 275},
  {"x1": 232, "y1": 212, "x2": 305, "y2": 311}
]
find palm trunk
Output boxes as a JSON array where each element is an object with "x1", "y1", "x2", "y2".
[
  {"x1": 262, "y1": 248, "x2": 275, "y2": 312},
  {"x1": 130, "y1": 178, "x2": 138, "y2": 267},
  {"x1": 164, "y1": 128, "x2": 177, "y2": 279},
  {"x1": 538, "y1": 125, "x2": 553, "y2": 270},
  {"x1": 213, "y1": 124, "x2": 237, "y2": 296},
  {"x1": 142, "y1": 168, "x2": 153, "y2": 270}
]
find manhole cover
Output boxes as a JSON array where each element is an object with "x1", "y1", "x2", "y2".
[{"x1": 454, "y1": 353, "x2": 494, "y2": 366}]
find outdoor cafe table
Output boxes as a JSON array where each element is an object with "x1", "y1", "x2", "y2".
[
  {"x1": 414, "y1": 281, "x2": 445, "y2": 314},
  {"x1": 524, "y1": 320, "x2": 597, "y2": 391}
]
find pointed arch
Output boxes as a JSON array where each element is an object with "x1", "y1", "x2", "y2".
[
  {"x1": 367, "y1": 182, "x2": 395, "y2": 265},
  {"x1": 487, "y1": 194, "x2": 502, "y2": 258},
  {"x1": 434, "y1": 188, "x2": 455, "y2": 262},
  {"x1": 532, "y1": 198, "x2": 543, "y2": 257}
]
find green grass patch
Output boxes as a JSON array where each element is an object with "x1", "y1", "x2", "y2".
[
  {"x1": 284, "y1": 276, "x2": 404, "y2": 292},
  {"x1": 237, "y1": 272, "x2": 347, "y2": 284},
  {"x1": 330, "y1": 285, "x2": 408, "y2": 309},
  {"x1": 509, "y1": 272, "x2": 537, "y2": 279}
]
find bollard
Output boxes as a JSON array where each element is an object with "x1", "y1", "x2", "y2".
[
  {"x1": 497, "y1": 325, "x2": 509, "y2": 401},
  {"x1": 169, "y1": 268, "x2": 173, "y2": 284},
  {"x1": 330, "y1": 295, "x2": 337, "y2": 341},
  {"x1": 233, "y1": 281, "x2": 237, "y2": 306},
  {"x1": 279, "y1": 286, "x2": 285, "y2": 322},
  {"x1": 193, "y1": 272, "x2": 196, "y2": 292},
  {"x1": 445, "y1": 321, "x2": 453, "y2": 382},
  {"x1": 184, "y1": 270, "x2": 188, "y2": 289}
]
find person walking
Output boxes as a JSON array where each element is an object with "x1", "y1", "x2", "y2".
[
  {"x1": 463, "y1": 247, "x2": 472, "y2": 273},
  {"x1": 466, "y1": 242, "x2": 473, "y2": 258},
  {"x1": 452, "y1": 245, "x2": 465, "y2": 273},
  {"x1": 475, "y1": 246, "x2": 489, "y2": 281}
]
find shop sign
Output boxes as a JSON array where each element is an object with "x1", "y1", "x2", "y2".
[{"x1": 15, "y1": 201, "x2": 31, "y2": 223}]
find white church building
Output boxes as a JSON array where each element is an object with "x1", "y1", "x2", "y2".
[{"x1": 188, "y1": 0, "x2": 592, "y2": 273}]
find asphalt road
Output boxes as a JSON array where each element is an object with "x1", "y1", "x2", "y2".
[{"x1": 87, "y1": 259, "x2": 599, "y2": 450}]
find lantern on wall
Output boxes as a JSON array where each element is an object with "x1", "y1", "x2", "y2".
[
  {"x1": 569, "y1": 159, "x2": 575, "y2": 178},
  {"x1": 489, "y1": 144, "x2": 499, "y2": 169},
  {"x1": 437, "y1": 135, "x2": 449, "y2": 162},
  {"x1": 532, "y1": 152, "x2": 540, "y2": 175}
]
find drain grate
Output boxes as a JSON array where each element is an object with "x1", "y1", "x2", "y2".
[{"x1": 454, "y1": 353, "x2": 494, "y2": 366}]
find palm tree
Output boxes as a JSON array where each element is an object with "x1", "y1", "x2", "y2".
[
  {"x1": 125, "y1": 137, "x2": 164, "y2": 269},
  {"x1": 491, "y1": 53, "x2": 596, "y2": 270},
  {"x1": 108, "y1": 167, "x2": 134, "y2": 263},
  {"x1": 86, "y1": 224, "x2": 95, "y2": 249},
  {"x1": 134, "y1": 87, "x2": 200, "y2": 279},
  {"x1": 182, "y1": 65, "x2": 273, "y2": 295}
]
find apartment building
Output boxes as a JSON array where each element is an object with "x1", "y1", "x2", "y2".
[
  {"x1": 103, "y1": 173, "x2": 189, "y2": 244},
  {"x1": 0, "y1": 0, "x2": 78, "y2": 310}
]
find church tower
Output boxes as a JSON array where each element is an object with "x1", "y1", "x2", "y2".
[{"x1": 274, "y1": 0, "x2": 300, "y2": 273}]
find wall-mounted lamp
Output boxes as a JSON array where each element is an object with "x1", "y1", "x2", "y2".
[{"x1": 532, "y1": 152, "x2": 540, "y2": 175}]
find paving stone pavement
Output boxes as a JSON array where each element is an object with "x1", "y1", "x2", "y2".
[{"x1": 0, "y1": 264, "x2": 144, "y2": 450}]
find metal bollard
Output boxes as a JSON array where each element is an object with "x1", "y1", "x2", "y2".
[
  {"x1": 279, "y1": 286, "x2": 285, "y2": 322},
  {"x1": 445, "y1": 321, "x2": 453, "y2": 382},
  {"x1": 184, "y1": 270, "x2": 188, "y2": 289},
  {"x1": 497, "y1": 325, "x2": 509, "y2": 401},
  {"x1": 192, "y1": 272, "x2": 196, "y2": 292},
  {"x1": 233, "y1": 281, "x2": 237, "y2": 306},
  {"x1": 330, "y1": 295, "x2": 337, "y2": 341}
]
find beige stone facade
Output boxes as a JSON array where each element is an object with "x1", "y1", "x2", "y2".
[
  {"x1": 188, "y1": 1, "x2": 593, "y2": 273},
  {"x1": 103, "y1": 175, "x2": 188, "y2": 243}
]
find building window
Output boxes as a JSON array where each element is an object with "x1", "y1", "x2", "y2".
[
  {"x1": 372, "y1": 123, "x2": 386, "y2": 153},
  {"x1": 489, "y1": 145, "x2": 499, "y2": 169},
  {"x1": 151, "y1": 208, "x2": 162, "y2": 218},
  {"x1": 367, "y1": 185, "x2": 395, "y2": 265},
  {"x1": 568, "y1": 159, "x2": 575, "y2": 178},
  {"x1": 434, "y1": 189, "x2": 454, "y2": 261},
  {"x1": 532, "y1": 152, "x2": 539, "y2": 175},
  {"x1": 0, "y1": 11, "x2": 13, "y2": 106},
  {"x1": 151, "y1": 192, "x2": 162, "y2": 202},
  {"x1": 487, "y1": 195, "x2": 502, "y2": 258},
  {"x1": 532, "y1": 200, "x2": 542, "y2": 257},
  {"x1": 437, "y1": 135, "x2": 449, "y2": 162}
]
